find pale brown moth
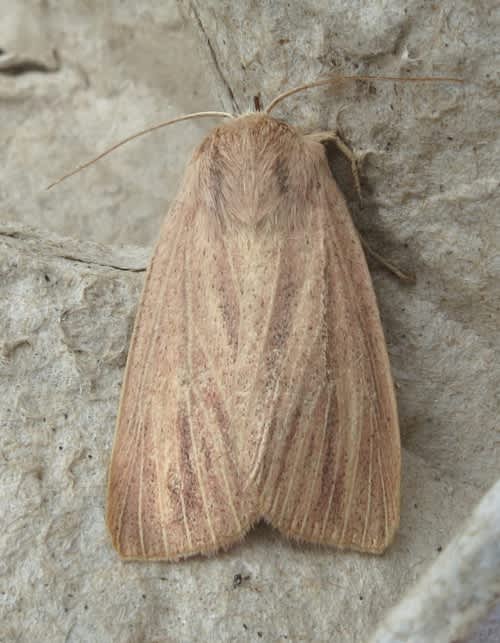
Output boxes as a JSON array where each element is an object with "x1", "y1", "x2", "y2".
[{"x1": 49, "y1": 75, "x2": 461, "y2": 561}]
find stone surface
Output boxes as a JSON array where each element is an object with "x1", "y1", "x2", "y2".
[
  {"x1": 1, "y1": 1, "x2": 499, "y2": 642},
  {"x1": 370, "y1": 478, "x2": 500, "y2": 643},
  {"x1": 1, "y1": 0, "x2": 219, "y2": 247}
]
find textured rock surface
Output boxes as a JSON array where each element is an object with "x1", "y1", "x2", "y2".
[
  {"x1": 1, "y1": 1, "x2": 499, "y2": 642},
  {"x1": 370, "y1": 478, "x2": 500, "y2": 643},
  {"x1": 1, "y1": 0, "x2": 219, "y2": 246}
]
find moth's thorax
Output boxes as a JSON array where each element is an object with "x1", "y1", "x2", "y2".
[{"x1": 191, "y1": 113, "x2": 324, "y2": 229}]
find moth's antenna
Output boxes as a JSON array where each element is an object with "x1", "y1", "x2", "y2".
[
  {"x1": 46, "y1": 111, "x2": 234, "y2": 189},
  {"x1": 265, "y1": 74, "x2": 464, "y2": 114}
]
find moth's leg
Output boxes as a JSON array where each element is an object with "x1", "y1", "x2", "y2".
[
  {"x1": 308, "y1": 130, "x2": 414, "y2": 283},
  {"x1": 359, "y1": 236, "x2": 416, "y2": 283},
  {"x1": 306, "y1": 130, "x2": 362, "y2": 203}
]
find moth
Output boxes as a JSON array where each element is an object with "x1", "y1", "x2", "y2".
[
  {"x1": 78, "y1": 76, "x2": 458, "y2": 561},
  {"x1": 98, "y1": 77, "x2": 404, "y2": 561}
]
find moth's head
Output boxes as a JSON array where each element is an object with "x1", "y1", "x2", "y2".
[{"x1": 199, "y1": 112, "x2": 300, "y2": 150}]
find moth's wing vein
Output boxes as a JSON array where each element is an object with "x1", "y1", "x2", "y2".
[
  {"x1": 175, "y1": 412, "x2": 193, "y2": 551},
  {"x1": 377, "y1": 445, "x2": 390, "y2": 548},
  {"x1": 277, "y1": 383, "x2": 323, "y2": 527},
  {"x1": 184, "y1": 242, "x2": 217, "y2": 546},
  {"x1": 190, "y1": 323, "x2": 244, "y2": 532},
  {"x1": 361, "y1": 419, "x2": 374, "y2": 549},
  {"x1": 299, "y1": 385, "x2": 333, "y2": 536},
  {"x1": 258, "y1": 253, "x2": 327, "y2": 500},
  {"x1": 151, "y1": 414, "x2": 169, "y2": 554},
  {"x1": 114, "y1": 414, "x2": 143, "y2": 549},
  {"x1": 338, "y1": 371, "x2": 364, "y2": 545},
  {"x1": 129, "y1": 209, "x2": 187, "y2": 445},
  {"x1": 196, "y1": 395, "x2": 243, "y2": 532},
  {"x1": 245, "y1": 242, "x2": 283, "y2": 483}
]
